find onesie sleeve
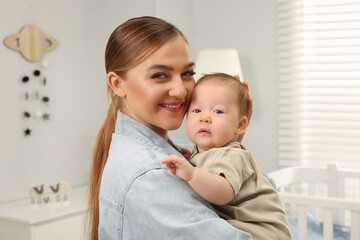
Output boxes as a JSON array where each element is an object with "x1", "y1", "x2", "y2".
[{"x1": 191, "y1": 147, "x2": 255, "y2": 197}]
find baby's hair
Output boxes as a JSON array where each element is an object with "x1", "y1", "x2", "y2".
[{"x1": 196, "y1": 73, "x2": 250, "y2": 117}]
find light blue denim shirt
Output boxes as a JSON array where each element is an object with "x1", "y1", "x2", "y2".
[{"x1": 99, "y1": 111, "x2": 252, "y2": 240}]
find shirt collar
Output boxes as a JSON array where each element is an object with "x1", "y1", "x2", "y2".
[
  {"x1": 191, "y1": 141, "x2": 243, "y2": 158},
  {"x1": 115, "y1": 110, "x2": 181, "y2": 154}
]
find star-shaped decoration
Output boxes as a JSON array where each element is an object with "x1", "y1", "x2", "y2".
[
  {"x1": 24, "y1": 128, "x2": 31, "y2": 136},
  {"x1": 43, "y1": 113, "x2": 50, "y2": 121}
]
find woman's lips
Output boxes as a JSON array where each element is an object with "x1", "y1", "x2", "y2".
[{"x1": 159, "y1": 102, "x2": 184, "y2": 112}]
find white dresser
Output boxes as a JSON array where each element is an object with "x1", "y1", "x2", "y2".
[{"x1": 0, "y1": 186, "x2": 88, "y2": 240}]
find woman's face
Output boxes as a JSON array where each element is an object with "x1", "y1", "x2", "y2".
[{"x1": 119, "y1": 37, "x2": 195, "y2": 139}]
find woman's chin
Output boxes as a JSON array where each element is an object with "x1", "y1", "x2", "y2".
[{"x1": 165, "y1": 121, "x2": 183, "y2": 131}]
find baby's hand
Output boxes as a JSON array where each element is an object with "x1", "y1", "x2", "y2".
[{"x1": 161, "y1": 155, "x2": 194, "y2": 182}]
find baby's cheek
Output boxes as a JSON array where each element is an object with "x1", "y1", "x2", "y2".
[{"x1": 216, "y1": 126, "x2": 235, "y2": 144}]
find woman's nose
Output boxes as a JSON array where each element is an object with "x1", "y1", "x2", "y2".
[{"x1": 169, "y1": 76, "x2": 186, "y2": 98}]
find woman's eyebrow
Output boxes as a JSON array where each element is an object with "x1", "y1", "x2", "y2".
[
  {"x1": 185, "y1": 62, "x2": 195, "y2": 69},
  {"x1": 147, "y1": 64, "x2": 173, "y2": 71},
  {"x1": 147, "y1": 62, "x2": 195, "y2": 71}
]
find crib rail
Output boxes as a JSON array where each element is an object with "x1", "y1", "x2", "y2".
[
  {"x1": 269, "y1": 163, "x2": 360, "y2": 240},
  {"x1": 279, "y1": 193, "x2": 360, "y2": 240},
  {"x1": 270, "y1": 165, "x2": 360, "y2": 189}
]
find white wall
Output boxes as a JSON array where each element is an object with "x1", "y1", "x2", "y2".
[
  {"x1": 0, "y1": 0, "x2": 278, "y2": 203},
  {"x1": 169, "y1": 0, "x2": 278, "y2": 173},
  {"x1": 193, "y1": 0, "x2": 278, "y2": 173},
  {"x1": 0, "y1": 0, "x2": 157, "y2": 203}
]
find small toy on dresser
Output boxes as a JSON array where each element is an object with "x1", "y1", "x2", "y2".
[
  {"x1": 50, "y1": 181, "x2": 72, "y2": 202},
  {"x1": 28, "y1": 184, "x2": 44, "y2": 204},
  {"x1": 28, "y1": 181, "x2": 71, "y2": 206}
]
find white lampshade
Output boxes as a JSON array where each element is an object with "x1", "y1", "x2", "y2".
[{"x1": 194, "y1": 48, "x2": 244, "y2": 82}]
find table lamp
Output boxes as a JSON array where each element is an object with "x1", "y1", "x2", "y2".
[{"x1": 194, "y1": 48, "x2": 244, "y2": 82}]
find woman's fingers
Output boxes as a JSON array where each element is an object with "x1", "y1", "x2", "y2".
[
  {"x1": 178, "y1": 146, "x2": 192, "y2": 159},
  {"x1": 242, "y1": 80, "x2": 253, "y2": 125},
  {"x1": 247, "y1": 98, "x2": 253, "y2": 125}
]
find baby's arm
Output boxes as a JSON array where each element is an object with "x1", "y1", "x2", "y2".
[{"x1": 161, "y1": 155, "x2": 234, "y2": 205}]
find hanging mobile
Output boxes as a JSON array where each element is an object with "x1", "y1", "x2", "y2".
[
  {"x1": 33, "y1": 69, "x2": 41, "y2": 76},
  {"x1": 42, "y1": 113, "x2": 50, "y2": 121},
  {"x1": 24, "y1": 128, "x2": 31, "y2": 136},
  {"x1": 24, "y1": 111, "x2": 31, "y2": 118},
  {"x1": 42, "y1": 96, "x2": 50, "y2": 103},
  {"x1": 35, "y1": 110, "x2": 43, "y2": 119},
  {"x1": 22, "y1": 76, "x2": 29, "y2": 83}
]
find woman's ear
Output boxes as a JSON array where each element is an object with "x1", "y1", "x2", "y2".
[
  {"x1": 236, "y1": 116, "x2": 248, "y2": 136},
  {"x1": 107, "y1": 71, "x2": 126, "y2": 97}
]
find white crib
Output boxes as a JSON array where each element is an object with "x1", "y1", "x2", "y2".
[{"x1": 268, "y1": 163, "x2": 360, "y2": 240}]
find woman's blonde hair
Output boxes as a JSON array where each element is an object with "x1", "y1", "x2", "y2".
[{"x1": 88, "y1": 16, "x2": 186, "y2": 240}]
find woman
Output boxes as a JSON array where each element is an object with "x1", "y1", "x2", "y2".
[{"x1": 88, "y1": 16, "x2": 252, "y2": 240}]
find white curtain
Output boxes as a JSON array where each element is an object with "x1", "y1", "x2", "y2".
[{"x1": 277, "y1": 0, "x2": 360, "y2": 169}]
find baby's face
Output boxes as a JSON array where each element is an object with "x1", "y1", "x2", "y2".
[{"x1": 186, "y1": 82, "x2": 243, "y2": 153}]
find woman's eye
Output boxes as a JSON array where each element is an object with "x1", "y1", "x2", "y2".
[
  {"x1": 214, "y1": 110, "x2": 224, "y2": 114},
  {"x1": 182, "y1": 71, "x2": 196, "y2": 77},
  {"x1": 151, "y1": 73, "x2": 167, "y2": 79}
]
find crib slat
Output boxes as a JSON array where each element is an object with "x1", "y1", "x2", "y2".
[
  {"x1": 323, "y1": 208, "x2": 333, "y2": 240},
  {"x1": 290, "y1": 184, "x2": 297, "y2": 219},
  {"x1": 270, "y1": 164, "x2": 360, "y2": 240},
  {"x1": 351, "y1": 210, "x2": 360, "y2": 240},
  {"x1": 327, "y1": 164, "x2": 345, "y2": 225},
  {"x1": 298, "y1": 205, "x2": 307, "y2": 240}
]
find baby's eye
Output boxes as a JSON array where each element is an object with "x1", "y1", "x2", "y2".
[
  {"x1": 214, "y1": 110, "x2": 224, "y2": 114},
  {"x1": 193, "y1": 109, "x2": 201, "y2": 113}
]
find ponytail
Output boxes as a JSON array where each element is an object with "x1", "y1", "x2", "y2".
[
  {"x1": 87, "y1": 16, "x2": 186, "y2": 239},
  {"x1": 88, "y1": 93, "x2": 121, "y2": 240}
]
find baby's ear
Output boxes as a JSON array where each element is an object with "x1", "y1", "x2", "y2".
[
  {"x1": 107, "y1": 71, "x2": 126, "y2": 97},
  {"x1": 236, "y1": 116, "x2": 248, "y2": 136}
]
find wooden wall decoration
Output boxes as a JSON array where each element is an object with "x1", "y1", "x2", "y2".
[{"x1": 4, "y1": 25, "x2": 58, "y2": 62}]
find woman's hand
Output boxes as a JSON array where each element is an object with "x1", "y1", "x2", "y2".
[
  {"x1": 177, "y1": 146, "x2": 192, "y2": 159},
  {"x1": 235, "y1": 74, "x2": 253, "y2": 125},
  {"x1": 243, "y1": 80, "x2": 253, "y2": 125}
]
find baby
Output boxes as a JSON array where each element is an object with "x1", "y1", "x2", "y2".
[{"x1": 162, "y1": 73, "x2": 292, "y2": 239}]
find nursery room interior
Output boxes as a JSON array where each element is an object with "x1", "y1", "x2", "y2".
[{"x1": 0, "y1": 0, "x2": 359, "y2": 239}]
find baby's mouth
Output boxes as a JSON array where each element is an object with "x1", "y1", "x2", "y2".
[{"x1": 199, "y1": 128, "x2": 211, "y2": 134}]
